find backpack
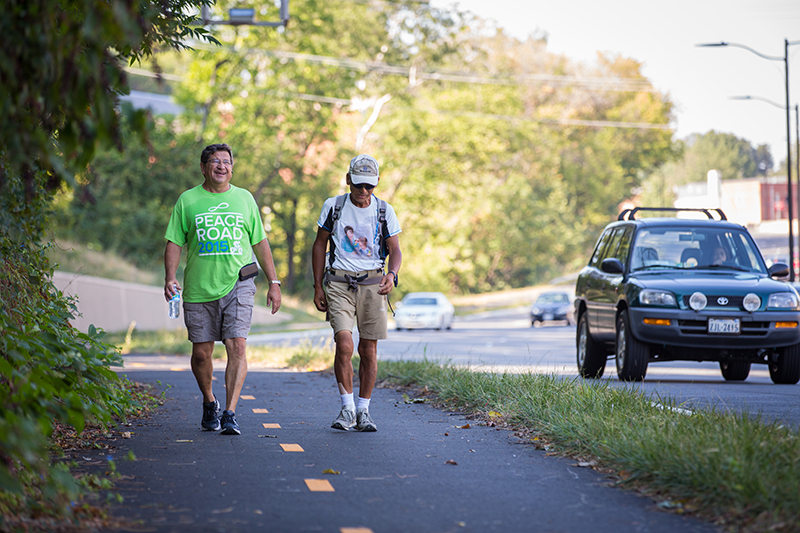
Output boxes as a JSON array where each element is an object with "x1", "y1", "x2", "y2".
[{"x1": 328, "y1": 193, "x2": 389, "y2": 268}]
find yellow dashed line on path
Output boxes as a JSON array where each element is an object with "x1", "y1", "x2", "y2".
[
  {"x1": 130, "y1": 362, "x2": 146, "y2": 368},
  {"x1": 262, "y1": 423, "x2": 281, "y2": 429},
  {"x1": 252, "y1": 408, "x2": 269, "y2": 413},
  {"x1": 169, "y1": 368, "x2": 185, "y2": 372},
  {"x1": 340, "y1": 529, "x2": 373, "y2": 533},
  {"x1": 280, "y1": 443, "x2": 304, "y2": 452},
  {"x1": 240, "y1": 395, "x2": 255, "y2": 400},
  {"x1": 305, "y1": 479, "x2": 334, "y2": 492}
]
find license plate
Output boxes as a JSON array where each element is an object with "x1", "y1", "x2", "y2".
[
  {"x1": 543, "y1": 313, "x2": 554, "y2": 321},
  {"x1": 708, "y1": 318, "x2": 740, "y2": 334}
]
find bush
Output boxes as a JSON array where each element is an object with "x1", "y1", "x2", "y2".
[{"x1": 0, "y1": 170, "x2": 139, "y2": 528}]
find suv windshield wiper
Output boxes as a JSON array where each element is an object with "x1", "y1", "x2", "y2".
[{"x1": 632, "y1": 265, "x2": 675, "y2": 271}]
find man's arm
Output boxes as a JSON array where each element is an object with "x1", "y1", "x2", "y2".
[
  {"x1": 164, "y1": 241, "x2": 182, "y2": 302},
  {"x1": 252, "y1": 238, "x2": 282, "y2": 314},
  {"x1": 311, "y1": 227, "x2": 331, "y2": 312},
  {"x1": 379, "y1": 234, "x2": 402, "y2": 295}
]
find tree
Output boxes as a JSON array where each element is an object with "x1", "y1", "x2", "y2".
[
  {"x1": 0, "y1": 0, "x2": 218, "y2": 525},
  {"x1": 640, "y1": 131, "x2": 773, "y2": 207},
  {"x1": 0, "y1": 0, "x2": 217, "y2": 193},
  {"x1": 55, "y1": 112, "x2": 201, "y2": 267},
  {"x1": 171, "y1": 0, "x2": 469, "y2": 292}
]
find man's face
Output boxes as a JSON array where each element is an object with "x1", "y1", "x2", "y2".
[
  {"x1": 347, "y1": 174, "x2": 376, "y2": 204},
  {"x1": 201, "y1": 150, "x2": 233, "y2": 188}
]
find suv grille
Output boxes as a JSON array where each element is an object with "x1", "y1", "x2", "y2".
[{"x1": 682, "y1": 294, "x2": 744, "y2": 310}]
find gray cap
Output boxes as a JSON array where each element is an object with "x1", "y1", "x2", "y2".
[{"x1": 348, "y1": 154, "x2": 379, "y2": 186}]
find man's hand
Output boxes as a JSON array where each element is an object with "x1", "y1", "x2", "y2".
[
  {"x1": 314, "y1": 286, "x2": 328, "y2": 312},
  {"x1": 267, "y1": 284, "x2": 282, "y2": 314},
  {"x1": 164, "y1": 279, "x2": 182, "y2": 302},
  {"x1": 378, "y1": 274, "x2": 394, "y2": 295}
]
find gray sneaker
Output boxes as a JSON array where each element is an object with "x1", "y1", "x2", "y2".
[
  {"x1": 331, "y1": 407, "x2": 356, "y2": 431},
  {"x1": 356, "y1": 408, "x2": 377, "y2": 432}
]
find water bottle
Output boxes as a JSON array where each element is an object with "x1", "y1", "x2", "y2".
[{"x1": 168, "y1": 285, "x2": 181, "y2": 319}]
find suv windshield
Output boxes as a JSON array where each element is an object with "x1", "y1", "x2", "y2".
[{"x1": 630, "y1": 226, "x2": 767, "y2": 274}]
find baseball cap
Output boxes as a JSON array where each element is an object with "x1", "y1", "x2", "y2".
[{"x1": 348, "y1": 155, "x2": 380, "y2": 186}]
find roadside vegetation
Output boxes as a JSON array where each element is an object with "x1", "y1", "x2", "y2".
[
  {"x1": 109, "y1": 329, "x2": 334, "y2": 372},
  {"x1": 378, "y1": 359, "x2": 800, "y2": 533}
]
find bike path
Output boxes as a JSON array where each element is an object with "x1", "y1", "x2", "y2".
[{"x1": 108, "y1": 355, "x2": 718, "y2": 533}]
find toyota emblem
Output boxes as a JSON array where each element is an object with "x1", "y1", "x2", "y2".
[{"x1": 717, "y1": 297, "x2": 729, "y2": 306}]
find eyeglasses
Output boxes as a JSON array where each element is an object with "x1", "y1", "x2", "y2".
[
  {"x1": 351, "y1": 183, "x2": 375, "y2": 190},
  {"x1": 208, "y1": 159, "x2": 233, "y2": 167}
]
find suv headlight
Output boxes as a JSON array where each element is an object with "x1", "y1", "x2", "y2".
[
  {"x1": 639, "y1": 289, "x2": 677, "y2": 307},
  {"x1": 767, "y1": 292, "x2": 800, "y2": 310}
]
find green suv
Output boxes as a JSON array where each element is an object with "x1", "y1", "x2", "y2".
[{"x1": 574, "y1": 207, "x2": 800, "y2": 384}]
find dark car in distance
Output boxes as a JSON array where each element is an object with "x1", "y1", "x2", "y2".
[
  {"x1": 574, "y1": 207, "x2": 800, "y2": 384},
  {"x1": 530, "y1": 291, "x2": 574, "y2": 326}
]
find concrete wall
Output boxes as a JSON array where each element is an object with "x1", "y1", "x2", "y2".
[{"x1": 53, "y1": 271, "x2": 291, "y2": 333}]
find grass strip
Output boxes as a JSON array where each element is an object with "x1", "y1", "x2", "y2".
[
  {"x1": 378, "y1": 359, "x2": 800, "y2": 532},
  {"x1": 109, "y1": 329, "x2": 334, "y2": 371}
]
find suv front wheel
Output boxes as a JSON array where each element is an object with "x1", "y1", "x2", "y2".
[
  {"x1": 770, "y1": 344, "x2": 800, "y2": 384},
  {"x1": 615, "y1": 309, "x2": 649, "y2": 382},
  {"x1": 576, "y1": 311, "x2": 606, "y2": 378}
]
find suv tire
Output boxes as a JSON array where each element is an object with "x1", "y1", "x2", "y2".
[
  {"x1": 719, "y1": 360, "x2": 751, "y2": 381},
  {"x1": 615, "y1": 309, "x2": 648, "y2": 382},
  {"x1": 770, "y1": 343, "x2": 800, "y2": 384},
  {"x1": 576, "y1": 311, "x2": 606, "y2": 379}
]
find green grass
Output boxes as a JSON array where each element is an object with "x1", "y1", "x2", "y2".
[
  {"x1": 107, "y1": 328, "x2": 333, "y2": 370},
  {"x1": 378, "y1": 360, "x2": 800, "y2": 532}
]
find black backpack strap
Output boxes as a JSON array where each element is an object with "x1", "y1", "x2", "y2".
[
  {"x1": 328, "y1": 194, "x2": 348, "y2": 268},
  {"x1": 377, "y1": 197, "x2": 389, "y2": 264}
]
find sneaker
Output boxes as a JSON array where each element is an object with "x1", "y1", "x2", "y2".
[
  {"x1": 356, "y1": 409, "x2": 377, "y2": 432},
  {"x1": 220, "y1": 410, "x2": 241, "y2": 435},
  {"x1": 331, "y1": 407, "x2": 356, "y2": 431},
  {"x1": 202, "y1": 398, "x2": 221, "y2": 431}
]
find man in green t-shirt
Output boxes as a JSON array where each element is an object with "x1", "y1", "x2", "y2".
[{"x1": 164, "y1": 143, "x2": 281, "y2": 436}]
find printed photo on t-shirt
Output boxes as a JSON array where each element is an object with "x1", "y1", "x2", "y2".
[{"x1": 337, "y1": 221, "x2": 375, "y2": 259}]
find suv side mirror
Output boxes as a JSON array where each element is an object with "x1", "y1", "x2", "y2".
[
  {"x1": 601, "y1": 258, "x2": 624, "y2": 274},
  {"x1": 769, "y1": 263, "x2": 790, "y2": 278}
]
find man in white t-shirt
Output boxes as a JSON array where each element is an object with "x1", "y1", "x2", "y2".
[{"x1": 312, "y1": 155, "x2": 402, "y2": 432}]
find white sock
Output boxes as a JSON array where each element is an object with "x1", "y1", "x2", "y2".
[
  {"x1": 357, "y1": 397, "x2": 370, "y2": 411},
  {"x1": 341, "y1": 393, "x2": 355, "y2": 410}
]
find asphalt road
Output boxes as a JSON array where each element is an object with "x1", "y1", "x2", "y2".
[
  {"x1": 248, "y1": 306, "x2": 800, "y2": 429},
  {"x1": 108, "y1": 363, "x2": 718, "y2": 533}
]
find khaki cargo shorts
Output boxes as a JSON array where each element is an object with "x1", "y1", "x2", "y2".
[{"x1": 325, "y1": 269, "x2": 388, "y2": 340}]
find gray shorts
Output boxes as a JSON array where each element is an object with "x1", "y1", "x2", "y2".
[{"x1": 183, "y1": 278, "x2": 256, "y2": 343}]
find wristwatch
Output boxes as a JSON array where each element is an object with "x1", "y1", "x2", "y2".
[
  {"x1": 270, "y1": 280, "x2": 281, "y2": 285},
  {"x1": 388, "y1": 270, "x2": 398, "y2": 287}
]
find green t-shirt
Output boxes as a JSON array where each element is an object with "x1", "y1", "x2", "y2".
[{"x1": 165, "y1": 184, "x2": 267, "y2": 303}]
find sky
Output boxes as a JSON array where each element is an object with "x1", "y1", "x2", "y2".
[{"x1": 430, "y1": 0, "x2": 800, "y2": 171}]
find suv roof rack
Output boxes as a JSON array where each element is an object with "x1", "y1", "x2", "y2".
[{"x1": 618, "y1": 207, "x2": 727, "y2": 221}]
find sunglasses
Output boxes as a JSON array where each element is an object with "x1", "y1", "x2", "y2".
[{"x1": 351, "y1": 183, "x2": 375, "y2": 190}]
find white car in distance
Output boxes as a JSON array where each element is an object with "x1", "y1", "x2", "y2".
[{"x1": 394, "y1": 292, "x2": 455, "y2": 331}]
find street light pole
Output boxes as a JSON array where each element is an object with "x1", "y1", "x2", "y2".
[
  {"x1": 784, "y1": 39, "x2": 794, "y2": 279},
  {"x1": 698, "y1": 40, "x2": 800, "y2": 280}
]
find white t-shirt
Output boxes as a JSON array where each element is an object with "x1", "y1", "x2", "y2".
[{"x1": 317, "y1": 194, "x2": 401, "y2": 272}]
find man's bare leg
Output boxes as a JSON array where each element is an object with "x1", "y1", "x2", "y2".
[
  {"x1": 223, "y1": 337, "x2": 248, "y2": 413},
  {"x1": 333, "y1": 330, "x2": 355, "y2": 394},
  {"x1": 357, "y1": 339, "x2": 378, "y2": 399},
  {"x1": 191, "y1": 341, "x2": 216, "y2": 403}
]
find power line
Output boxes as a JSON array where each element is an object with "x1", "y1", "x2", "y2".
[
  {"x1": 190, "y1": 43, "x2": 657, "y2": 93},
  {"x1": 123, "y1": 68, "x2": 671, "y2": 130},
  {"x1": 249, "y1": 88, "x2": 672, "y2": 130}
]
